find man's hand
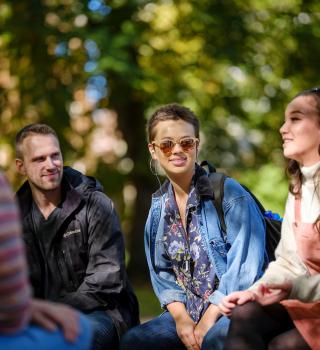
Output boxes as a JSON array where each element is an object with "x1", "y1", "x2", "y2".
[
  {"x1": 255, "y1": 281, "x2": 292, "y2": 306},
  {"x1": 30, "y1": 298, "x2": 80, "y2": 342},
  {"x1": 218, "y1": 290, "x2": 256, "y2": 317},
  {"x1": 194, "y1": 304, "x2": 220, "y2": 348}
]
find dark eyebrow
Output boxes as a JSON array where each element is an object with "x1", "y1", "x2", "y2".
[
  {"x1": 289, "y1": 110, "x2": 303, "y2": 114},
  {"x1": 160, "y1": 135, "x2": 193, "y2": 140}
]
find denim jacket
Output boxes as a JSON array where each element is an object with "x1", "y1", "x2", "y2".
[{"x1": 144, "y1": 166, "x2": 267, "y2": 308}]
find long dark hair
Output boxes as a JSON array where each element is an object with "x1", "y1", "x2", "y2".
[{"x1": 286, "y1": 88, "x2": 320, "y2": 230}]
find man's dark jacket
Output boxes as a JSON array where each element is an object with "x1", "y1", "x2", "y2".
[{"x1": 16, "y1": 166, "x2": 139, "y2": 335}]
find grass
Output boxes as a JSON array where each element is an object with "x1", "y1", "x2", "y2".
[{"x1": 134, "y1": 284, "x2": 162, "y2": 321}]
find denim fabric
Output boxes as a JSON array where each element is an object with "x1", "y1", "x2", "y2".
[
  {"x1": 201, "y1": 315, "x2": 230, "y2": 350},
  {"x1": 119, "y1": 311, "x2": 230, "y2": 350},
  {"x1": 119, "y1": 312, "x2": 185, "y2": 350},
  {"x1": 145, "y1": 173, "x2": 267, "y2": 309},
  {"x1": 85, "y1": 310, "x2": 118, "y2": 350},
  {"x1": 0, "y1": 313, "x2": 92, "y2": 350}
]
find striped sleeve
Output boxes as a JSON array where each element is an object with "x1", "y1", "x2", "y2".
[{"x1": 0, "y1": 173, "x2": 31, "y2": 333}]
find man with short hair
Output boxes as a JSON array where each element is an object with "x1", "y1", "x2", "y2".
[
  {"x1": 15, "y1": 123, "x2": 139, "y2": 350},
  {"x1": 0, "y1": 171, "x2": 92, "y2": 350}
]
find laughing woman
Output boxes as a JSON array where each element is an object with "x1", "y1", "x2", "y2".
[
  {"x1": 120, "y1": 103, "x2": 268, "y2": 350},
  {"x1": 220, "y1": 88, "x2": 320, "y2": 350}
]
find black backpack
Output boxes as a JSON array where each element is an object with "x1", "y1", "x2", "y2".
[{"x1": 201, "y1": 161, "x2": 282, "y2": 262}]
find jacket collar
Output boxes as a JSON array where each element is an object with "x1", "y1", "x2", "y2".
[
  {"x1": 152, "y1": 163, "x2": 214, "y2": 199},
  {"x1": 16, "y1": 167, "x2": 87, "y2": 230}
]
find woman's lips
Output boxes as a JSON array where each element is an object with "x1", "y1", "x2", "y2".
[{"x1": 170, "y1": 157, "x2": 187, "y2": 166}]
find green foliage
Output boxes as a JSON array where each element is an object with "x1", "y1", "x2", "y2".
[
  {"x1": 237, "y1": 163, "x2": 288, "y2": 215},
  {"x1": 1, "y1": 0, "x2": 320, "y2": 288}
]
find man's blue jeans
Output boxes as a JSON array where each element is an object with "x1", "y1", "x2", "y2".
[
  {"x1": 0, "y1": 313, "x2": 92, "y2": 350},
  {"x1": 119, "y1": 311, "x2": 230, "y2": 350},
  {"x1": 85, "y1": 310, "x2": 118, "y2": 350}
]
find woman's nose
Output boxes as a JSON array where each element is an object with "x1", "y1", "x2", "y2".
[
  {"x1": 279, "y1": 121, "x2": 287, "y2": 134},
  {"x1": 171, "y1": 142, "x2": 183, "y2": 154}
]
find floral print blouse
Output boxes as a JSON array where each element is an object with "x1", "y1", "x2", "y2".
[{"x1": 163, "y1": 183, "x2": 216, "y2": 322}]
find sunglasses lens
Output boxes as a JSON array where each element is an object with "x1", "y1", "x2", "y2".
[
  {"x1": 159, "y1": 140, "x2": 174, "y2": 155},
  {"x1": 180, "y1": 138, "x2": 196, "y2": 150},
  {"x1": 156, "y1": 138, "x2": 197, "y2": 156}
]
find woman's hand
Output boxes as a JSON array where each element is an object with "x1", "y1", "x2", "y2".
[
  {"x1": 167, "y1": 302, "x2": 199, "y2": 350},
  {"x1": 255, "y1": 281, "x2": 293, "y2": 305},
  {"x1": 194, "y1": 304, "x2": 220, "y2": 348},
  {"x1": 218, "y1": 290, "x2": 256, "y2": 317},
  {"x1": 175, "y1": 314, "x2": 199, "y2": 350}
]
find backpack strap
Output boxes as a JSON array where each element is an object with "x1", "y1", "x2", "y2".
[
  {"x1": 208, "y1": 172, "x2": 228, "y2": 239},
  {"x1": 200, "y1": 160, "x2": 228, "y2": 239}
]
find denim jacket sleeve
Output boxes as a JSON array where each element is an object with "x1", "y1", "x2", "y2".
[
  {"x1": 144, "y1": 201, "x2": 186, "y2": 308},
  {"x1": 208, "y1": 178, "x2": 267, "y2": 305}
]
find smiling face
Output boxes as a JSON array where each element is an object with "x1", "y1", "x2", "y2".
[
  {"x1": 280, "y1": 95, "x2": 320, "y2": 166},
  {"x1": 148, "y1": 119, "x2": 198, "y2": 181},
  {"x1": 16, "y1": 133, "x2": 63, "y2": 194}
]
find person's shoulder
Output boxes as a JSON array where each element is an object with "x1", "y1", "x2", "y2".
[
  {"x1": 63, "y1": 166, "x2": 103, "y2": 193},
  {"x1": 0, "y1": 172, "x2": 10, "y2": 192},
  {"x1": 146, "y1": 190, "x2": 165, "y2": 231},
  {"x1": 86, "y1": 189, "x2": 113, "y2": 214},
  {"x1": 63, "y1": 167, "x2": 114, "y2": 211},
  {"x1": 0, "y1": 172, "x2": 14, "y2": 204},
  {"x1": 0, "y1": 171, "x2": 7, "y2": 184},
  {"x1": 223, "y1": 176, "x2": 249, "y2": 201}
]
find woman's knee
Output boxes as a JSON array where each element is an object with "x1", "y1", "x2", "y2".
[
  {"x1": 119, "y1": 313, "x2": 180, "y2": 350},
  {"x1": 119, "y1": 325, "x2": 148, "y2": 350},
  {"x1": 268, "y1": 330, "x2": 311, "y2": 350},
  {"x1": 230, "y1": 301, "x2": 262, "y2": 322}
]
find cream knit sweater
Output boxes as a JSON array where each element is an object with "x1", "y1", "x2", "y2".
[{"x1": 249, "y1": 161, "x2": 320, "y2": 302}]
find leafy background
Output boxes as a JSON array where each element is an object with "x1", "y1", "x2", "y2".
[{"x1": 1, "y1": 0, "x2": 319, "y2": 318}]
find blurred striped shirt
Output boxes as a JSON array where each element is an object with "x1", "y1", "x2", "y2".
[{"x1": 0, "y1": 172, "x2": 31, "y2": 333}]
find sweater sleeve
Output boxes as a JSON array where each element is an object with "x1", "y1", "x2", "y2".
[
  {"x1": 289, "y1": 274, "x2": 320, "y2": 301},
  {"x1": 249, "y1": 196, "x2": 307, "y2": 291},
  {"x1": 0, "y1": 173, "x2": 31, "y2": 334}
]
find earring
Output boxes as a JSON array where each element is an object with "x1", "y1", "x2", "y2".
[{"x1": 149, "y1": 158, "x2": 158, "y2": 175}]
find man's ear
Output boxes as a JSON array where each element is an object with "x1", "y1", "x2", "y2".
[
  {"x1": 148, "y1": 143, "x2": 158, "y2": 160},
  {"x1": 15, "y1": 158, "x2": 26, "y2": 175}
]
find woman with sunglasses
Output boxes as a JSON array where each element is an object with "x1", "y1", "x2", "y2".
[
  {"x1": 219, "y1": 88, "x2": 320, "y2": 350},
  {"x1": 120, "y1": 103, "x2": 267, "y2": 350}
]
